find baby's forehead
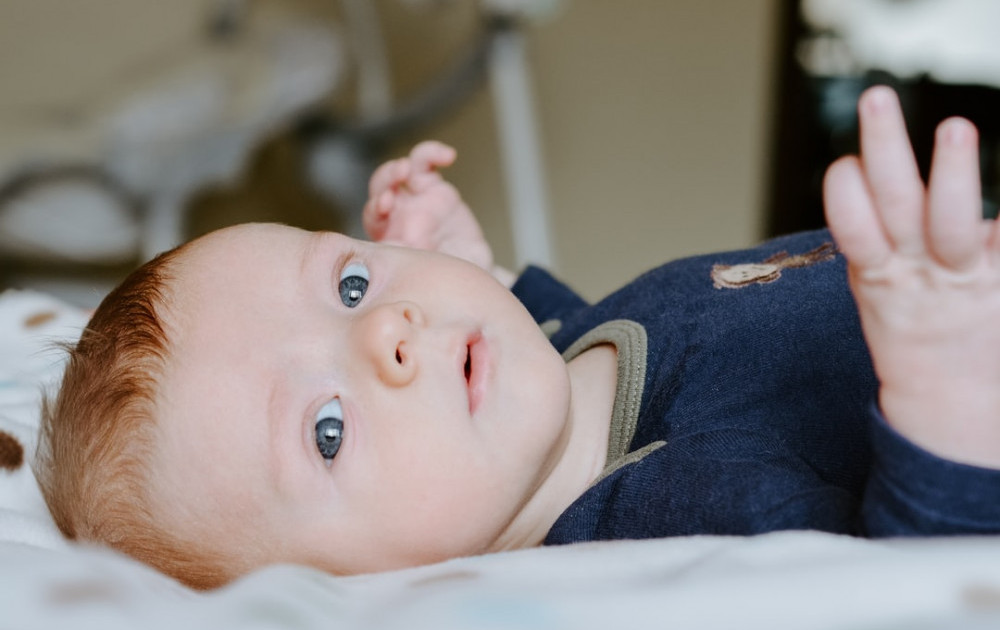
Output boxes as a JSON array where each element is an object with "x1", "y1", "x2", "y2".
[
  {"x1": 185, "y1": 222, "x2": 302, "y2": 260},
  {"x1": 169, "y1": 224, "x2": 307, "y2": 292},
  {"x1": 155, "y1": 225, "x2": 321, "y2": 386}
]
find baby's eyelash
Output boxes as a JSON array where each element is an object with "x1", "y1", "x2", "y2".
[{"x1": 334, "y1": 246, "x2": 366, "y2": 281}]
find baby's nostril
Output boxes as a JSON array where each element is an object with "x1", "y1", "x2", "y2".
[{"x1": 396, "y1": 349, "x2": 402, "y2": 364}]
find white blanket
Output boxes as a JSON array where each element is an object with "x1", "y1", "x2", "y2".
[{"x1": 3, "y1": 288, "x2": 1000, "y2": 629}]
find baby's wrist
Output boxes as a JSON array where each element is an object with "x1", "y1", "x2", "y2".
[{"x1": 880, "y1": 384, "x2": 1000, "y2": 469}]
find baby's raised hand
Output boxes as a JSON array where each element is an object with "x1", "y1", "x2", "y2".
[
  {"x1": 363, "y1": 141, "x2": 495, "y2": 275},
  {"x1": 823, "y1": 86, "x2": 1000, "y2": 468}
]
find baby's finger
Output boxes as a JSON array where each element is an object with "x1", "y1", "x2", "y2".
[
  {"x1": 361, "y1": 200, "x2": 381, "y2": 240},
  {"x1": 368, "y1": 158, "x2": 411, "y2": 199},
  {"x1": 857, "y1": 86, "x2": 926, "y2": 255},
  {"x1": 824, "y1": 155, "x2": 892, "y2": 269},
  {"x1": 362, "y1": 189, "x2": 394, "y2": 240},
  {"x1": 927, "y1": 117, "x2": 983, "y2": 269},
  {"x1": 409, "y1": 141, "x2": 456, "y2": 173}
]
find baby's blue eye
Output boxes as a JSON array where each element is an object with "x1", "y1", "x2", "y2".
[
  {"x1": 339, "y1": 262, "x2": 369, "y2": 308},
  {"x1": 315, "y1": 399, "x2": 344, "y2": 462}
]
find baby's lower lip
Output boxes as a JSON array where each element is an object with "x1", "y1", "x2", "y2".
[{"x1": 466, "y1": 334, "x2": 488, "y2": 415}]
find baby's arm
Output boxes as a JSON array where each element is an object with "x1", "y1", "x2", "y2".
[
  {"x1": 823, "y1": 86, "x2": 1000, "y2": 469},
  {"x1": 362, "y1": 141, "x2": 516, "y2": 287}
]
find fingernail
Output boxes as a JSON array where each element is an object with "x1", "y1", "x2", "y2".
[
  {"x1": 863, "y1": 86, "x2": 895, "y2": 113},
  {"x1": 940, "y1": 118, "x2": 972, "y2": 145}
]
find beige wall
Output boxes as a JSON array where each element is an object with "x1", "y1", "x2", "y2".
[
  {"x1": 373, "y1": 0, "x2": 782, "y2": 300},
  {"x1": 0, "y1": 0, "x2": 781, "y2": 302}
]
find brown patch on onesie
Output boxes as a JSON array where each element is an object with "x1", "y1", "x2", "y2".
[
  {"x1": 0, "y1": 430, "x2": 24, "y2": 471},
  {"x1": 711, "y1": 242, "x2": 836, "y2": 289}
]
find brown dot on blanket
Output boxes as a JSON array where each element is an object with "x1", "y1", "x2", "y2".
[
  {"x1": 410, "y1": 570, "x2": 480, "y2": 588},
  {"x1": 0, "y1": 430, "x2": 24, "y2": 471},
  {"x1": 24, "y1": 310, "x2": 57, "y2": 328},
  {"x1": 964, "y1": 583, "x2": 1000, "y2": 610}
]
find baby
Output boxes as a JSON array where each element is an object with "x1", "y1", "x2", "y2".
[{"x1": 34, "y1": 86, "x2": 1000, "y2": 589}]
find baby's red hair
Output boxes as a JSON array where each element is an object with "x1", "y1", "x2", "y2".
[{"x1": 33, "y1": 244, "x2": 239, "y2": 589}]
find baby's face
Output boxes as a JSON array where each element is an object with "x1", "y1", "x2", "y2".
[{"x1": 151, "y1": 224, "x2": 571, "y2": 574}]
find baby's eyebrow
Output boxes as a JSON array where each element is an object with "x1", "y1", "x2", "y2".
[
  {"x1": 299, "y1": 232, "x2": 323, "y2": 279},
  {"x1": 265, "y1": 376, "x2": 297, "y2": 497}
]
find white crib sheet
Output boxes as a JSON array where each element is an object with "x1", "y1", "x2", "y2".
[{"x1": 3, "y1": 288, "x2": 1000, "y2": 630}]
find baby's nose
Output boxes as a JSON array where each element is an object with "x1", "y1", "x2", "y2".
[{"x1": 358, "y1": 301, "x2": 424, "y2": 386}]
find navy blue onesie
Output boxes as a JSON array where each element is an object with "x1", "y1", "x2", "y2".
[{"x1": 510, "y1": 230, "x2": 1000, "y2": 544}]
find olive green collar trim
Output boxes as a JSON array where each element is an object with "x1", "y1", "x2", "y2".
[{"x1": 560, "y1": 319, "x2": 648, "y2": 463}]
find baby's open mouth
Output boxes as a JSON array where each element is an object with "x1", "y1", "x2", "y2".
[
  {"x1": 464, "y1": 333, "x2": 486, "y2": 415},
  {"x1": 464, "y1": 346, "x2": 472, "y2": 382}
]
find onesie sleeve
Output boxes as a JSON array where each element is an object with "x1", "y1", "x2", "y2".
[
  {"x1": 862, "y1": 405, "x2": 1000, "y2": 536},
  {"x1": 510, "y1": 265, "x2": 589, "y2": 325}
]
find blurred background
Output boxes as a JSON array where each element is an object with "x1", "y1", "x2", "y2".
[{"x1": 1, "y1": 0, "x2": 998, "y2": 306}]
